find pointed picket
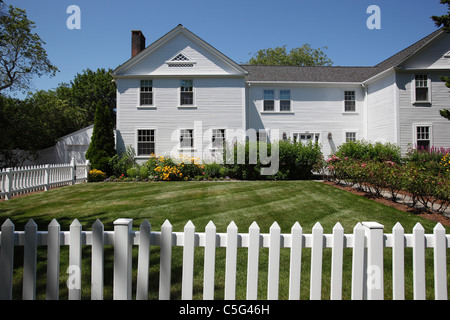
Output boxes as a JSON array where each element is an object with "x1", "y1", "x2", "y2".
[
  {"x1": 267, "y1": 222, "x2": 281, "y2": 300},
  {"x1": 392, "y1": 222, "x2": 405, "y2": 300},
  {"x1": 433, "y1": 223, "x2": 447, "y2": 300},
  {"x1": 159, "y1": 220, "x2": 172, "y2": 300},
  {"x1": 203, "y1": 221, "x2": 216, "y2": 300},
  {"x1": 225, "y1": 221, "x2": 238, "y2": 300},
  {"x1": 351, "y1": 222, "x2": 364, "y2": 300},
  {"x1": 310, "y1": 222, "x2": 324, "y2": 300},
  {"x1": 46, "y1": 219, "x2": 61, "y2": 300},
  {"x1": 413, "y1": 223, "x2": 426, "y2": 300},
  {"x1": 69, "y1": 219, "x2": 82, "y2": 300},
  {"x1": 137, "y1": 219, "x2": 151, "y2": 300},
  {"x1": 289, "y1": 222, "x2": 302, "y2": 300},
  {"x1": 246, "y1": 221, "x2": 260, "y2": 300},
  {"x1": 330, "y1": 222, "x2": 344, "y2": 300},
  {"x1": 182, "y1": 220, "x2": 195, "y2": 300},
  {"x1": 23, "y1": 219, "x2": 38, "y2": 300},
  {"x1": 91, "y1": 219, "x2": 104, "y2": 300},
  {"x1": 0, "y1": 219, "x2": 15, "y2": 300}
]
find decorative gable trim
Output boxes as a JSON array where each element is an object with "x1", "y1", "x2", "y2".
[{"x1": 165, "y1": 52, "x2": 196, "y2": 67}]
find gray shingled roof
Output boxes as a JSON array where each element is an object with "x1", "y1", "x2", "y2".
[{"x1": 242, "y1": 28, "x2": 444, "y2": 83}]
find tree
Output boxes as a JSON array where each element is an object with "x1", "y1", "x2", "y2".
[
  {"x1": 432, "y1": 0, "x2": 450, "y2": 120},
  {"x1": 247, "y1": 44, "x2": 333, "y2": 66},
  {"x1": 431, "y1": 0, "x2": 450, "y2": 32},
  {"x1": 67, "y1": 68, "x2": 116, "y2": 127},
  {"x1": 0, "y1": 4, "x2": 58, "y2": 93},
  {"x1": 85, "y1": 102, "x2": 116, "y2": 174}
]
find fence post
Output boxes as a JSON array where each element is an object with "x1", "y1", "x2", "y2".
[
  {"x1": 114, "y1": 218, "x2": 133, "y2": 300},
  {"x1": 362, "y1": 222, "x2": 384, "y2": 300},
  {"x1": 44, "y1": 164, "x2": 50, "y2": 191},
  {"x1": 4, "y1": 168, "x2": 12, "y2": 200},
  {"x1": 70, "y1": 158, "x2": 76, "y2": 185}
]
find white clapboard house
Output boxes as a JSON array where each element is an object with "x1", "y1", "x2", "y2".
[{"x1": 112, "y1": 25, "x2": 450, "y2": 162}]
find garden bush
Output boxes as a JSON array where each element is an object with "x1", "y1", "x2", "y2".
[
  {"x1": 223, "y1": 140, "x2": 323, "y2": 180},
  {"x1": 327, "y1": 142, "x2": 450, "y2": 214},
  {"x1": 88, "y1": 169, "x2": 107, "y2": 182}
]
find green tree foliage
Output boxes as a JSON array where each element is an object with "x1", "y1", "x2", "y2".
[
  {"x1": 431, "y1": 0, "x2": 450, "y2": 32},
  {"x1": 86, "y1": 102, "x2": 116, "y2": 174},
  {"x1": 0, "y1": 4, "x2": 58, "y2": 93},
  {"x1": 67, "y1": 68, "x2": 116, "y2": 127},
  {"x1": 247, "y1": 44, "x2": 333, "y2": 66}
]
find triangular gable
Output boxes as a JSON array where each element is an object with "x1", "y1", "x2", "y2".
[
  {"x1": 394, "y1": 30, "x2": 450, "y2": 70},
  {"x1": 113, "y1": 25, "x2": 247, "y2": 77}
]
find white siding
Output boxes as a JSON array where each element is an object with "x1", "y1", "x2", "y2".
[
  {"x1": 366, "y1": 72, "x2": 397, "y2": 144},
  {"x1": 247, "y1": 84, "x2": 365, "y2": 158},
  {"x1": 120, "y1": 32, "x2": 241, "y2": 76},
  {"x1": 401, "y1": 33, "x2": 450, "y2": 70},
  {"x1": 397, "y1": 71, "x2": 450, "y2": 152},
  {"x1": 116, "y1": 77, "x2": 245, "y2": 161}
]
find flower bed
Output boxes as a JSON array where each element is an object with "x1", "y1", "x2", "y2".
[{"x1": 326, "y1": 142, "x2": 450, "y2": 214}]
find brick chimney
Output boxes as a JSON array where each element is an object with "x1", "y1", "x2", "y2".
[{"x1": 131, "y1": 30, "x2": 146, "y2": 58}]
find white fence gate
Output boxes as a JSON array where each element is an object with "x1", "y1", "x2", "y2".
[
  {"x1": 0, "y1": 159, "x2": 90, "y2": 200},
  {"x1": 0, "y1": 218, "x2": 448, "y2": 300}
]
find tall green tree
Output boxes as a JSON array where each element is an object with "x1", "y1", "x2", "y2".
[
  {"x1": 432, "y1": 0, "x2": 450, "y2": 120},
  {"x1": 247, "y1": 44, "x2": 333, "y2": 66},
  {"x1": 67, "y1": 68, "x2": 116, "y2": 127},
  {"x1": 0, "y1": 4, "x2": 58, "y2": 93},
  {"x1": 85, "y1": 102, "x2": 116, "y2": 174}
]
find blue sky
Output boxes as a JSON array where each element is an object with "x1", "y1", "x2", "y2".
[{"x1": 7, "y1": 0, "x2": 448, "y2": 97}]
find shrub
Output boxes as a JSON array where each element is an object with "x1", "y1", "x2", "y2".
[
  {"x1": 108, "y1": 146, "x2": 137, "y2": 177},
  {"x1": 335, "y1": 140, "x2": 401, "y2": 163},
  {"x1": 88, "y1": 169, "x2": 106, "y2": 182},
  {"x1": 86, "y1": 102, "x2": 115, "y2": 174},
  {"x1": 204, "y1": 162, "x2": 223, "y2": 178}
]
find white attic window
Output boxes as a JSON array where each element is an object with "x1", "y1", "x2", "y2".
[{"x1": 166, "y1": 52, "x2": 196, "y2": 67}]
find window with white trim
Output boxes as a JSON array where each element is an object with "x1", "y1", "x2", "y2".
[
  {"x1": 344, "y1": 91, "x2": 356, "y2": 112},
  {"x1": 280, "y1": 90, "x2": 291, "y2": 111},
  {"x1": 293, "y1": 132, "x2": 320, "y2": 144},
  {"x1": 212, "y1": 129, "x2": 225, "y2": 149},
  {"x1": 263, "y1": 90, "x2": 275, "y2": 111},
  {"x1": 180, "y1": 129, "x2": 194, "y2": 149},
  {"x1": 140, "y1": 80, "x2": 153, "y2": 106},
  {"x1": 416, "y1": 126, "x2": 430, "y2": 149},
  {"x1": 137, "y1": 129, "x2": 155, "y2": 156},
  {"x1": 180, "y1": 80, "x2": 194, "y2": 105},
  {"x1": 414, "y1": 74, "x2": 430, "y2": 103},
  {"x1": 345, "y1": 132, "x2": 357, "y2": 142}
]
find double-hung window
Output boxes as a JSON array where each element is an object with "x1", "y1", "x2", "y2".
[
  {"x1": 416, "y1": 126, "x2": 431, "y2": 149},
  {"x1": 263, "y1": 90, "x2": 275, "y2": 111},
  {"x1": 137, "y1": 129, "x2": 155, "y2": 156},
  {"x1": 344, "y1": 91, "x2": 356, "y2": 112},
  {"x1": 140, "y1": 80, "x2": 153, "y2": 106},
  {"x1": 280, "y1": 90, "x2": 291, "y2": 111},
  {"x1": 345, "y1": 132, "x2": 357, "y2": 142},
  {"x1": 180, "y1": 129, "x2": 194, "y2": 149},
  {"x1": 180, "y1": 80, "x2": 194, "y2": 105},
  {"x1": 212, "y1": 129, "x2": 225, "y2": 149},
  {"x1": 414, "y1": 75, "x2": 430, "y2": 103}
]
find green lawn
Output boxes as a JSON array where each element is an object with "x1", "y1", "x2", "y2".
[{"x1": 0, "y1": 180, "x2": 448, "y2": 299}]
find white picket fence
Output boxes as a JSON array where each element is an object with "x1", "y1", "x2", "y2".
[
  {"x1": 0, "y1": 159, "x2": 90, "y2": 200},
  {"x1": 0, "y1": 218, "x2": 448, "y2": 300}
]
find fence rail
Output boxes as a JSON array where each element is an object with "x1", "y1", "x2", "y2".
[
  {"x1": 0, "y1": 159, "x2": 90, "y2": 200},
  {"x1": 0, "y1": 219, "x2": 448, "y2": 300}
]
